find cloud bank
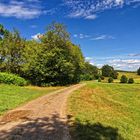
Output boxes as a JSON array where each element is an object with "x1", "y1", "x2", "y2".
[
  {"x1": 64, "y1": 0, "x2": 140, "y2": 19},
  {"x1": 0, "y1": 0, "x2": 45, "y2": 19},
  {"x1": 85, "y1": 53, "x2": 140, "y2": 71}
]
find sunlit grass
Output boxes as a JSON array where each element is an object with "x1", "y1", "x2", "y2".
[
  {"x1": 68, "y1": 82, "x2": 140, "y2": 140},
  {"x1": 0, "y1": 84, "x2": 62, "y2": 115}
]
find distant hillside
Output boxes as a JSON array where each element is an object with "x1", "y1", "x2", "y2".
[
  {"x1": 116, "y1": 70, "x2": 136, "y2": 73},
  {"x1": 118, "y1": 71, "x2": 140, "y2": 83}
]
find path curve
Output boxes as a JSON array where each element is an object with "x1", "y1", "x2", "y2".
[{"x1": 0, "y1": 84, "x2": 85, "y2": 140}]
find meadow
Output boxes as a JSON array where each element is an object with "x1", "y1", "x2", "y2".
[
  {"x1": 118, "y1": 72, "x2": 140, "y2": 83},
  {"x1": 68, "y1": 81, "x2": 140, "y2": 140},
  {"x1": 0, "y1": 84, "x2": 62, "y2": 115},
  {"x1": 102, "y1": 71, "x2": 140, "y2": 84}
]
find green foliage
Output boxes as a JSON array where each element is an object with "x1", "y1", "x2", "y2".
[
  {"x1": 0, "y1": 29, "x2": 25, "y2": 74},
  {"x1": 128, "y1": 78, "x2": 134, "y2": 84},
  {"x1": 102, "y1": 65, "x2": 118, "y2": 79},
  {"x1": 0, "y1": 23, "x2": 85, "y2": 86},
  {"x1": 81, "y1": 62, "x2": 99, "y2": 81},
  {"x1": 120, "y1": 75, "x2": 128, "y2": 83},
  {"x1": 80, "y1": 74, "x2": 94, "y2": 81},
  {"x1": 137, "y1": 67, "x2": 140, "y2": 75},
  {"x1": 94, "y1": 74, "x2": 101, "y2": 79},
  {"x1": 21, "y1": 22, "x2": 85, "y2": 86},
  {"x1": 98, "y1": 77, "x2": 101, "y2": 82},
  {"x1": 100, "y1": 75, "x2": 105, "y2": 80},
  {"x1": 0, "y1": 72, "x2": 27, "y2": 86},
  {"x1": 102, "y1": 65, "x2": 113, "y2": 77},
  {"x1": 83, "y1": 62, "x2": 98, "y2": 75},
  {"x1": 108, "y1": 77, "x2": 114, "y2": 83},
  {"x1": 110, "y1": 71, "x2": 118, "y2": 79}
]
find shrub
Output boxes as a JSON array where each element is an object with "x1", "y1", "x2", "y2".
[
  {"x1": 108, "y1": 77, "x2": 114, "y2": 83},
  {"x1": 100, "y1": 76, "x2": 105, "y2": 80},
  {"x1": 98, "y1": 77, "x2": 101, "y2": 82},
  {"x1": 128, "y1": 78, "x2": 134, "y2": 84},
  {"x1": 94, "y1": 74, "x2": 101, "y2": 79},
  {"x1": 137, "y1": 67, "x2": 140, "y2": 75},
  {"x1": 110, "y1": 71, "x2": 118, "y2": 79},
  {"x1": 0, "y1": 72, "x2": 27, "y2": 86},
  {"x1": 120, "y1": 75, "x2": 128, "y2": 83},
  {"x1": 80, "y1": 74, "x2": 94, "y2": 81}
]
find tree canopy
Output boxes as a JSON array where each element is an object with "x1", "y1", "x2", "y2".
[
  {"x1": 102, "y1": 65, "x2": 118, "y2": 79},
  {"x1": 137, "y1": 67, "x2": 140, "y2": 75},
  {"x1": 0, "y1": 22, "x2": 87, "y2": 86}
]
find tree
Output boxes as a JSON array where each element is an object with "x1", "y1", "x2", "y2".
[
  {"x1": 128, "y1": 78, "x2": 134, "y2": 84},
  {"x1": 98, "y1": 77, "x2": 101, "y2": 82},
  {"x1": 102, "y1": 65, "x2": 118, "y2": 79},
  {"x1": 22, "y1": 22, "x2": 85, "y2": 85},
  {"x1": 0, "y1": 23, "x2": 87, "y2": 86},
  {"x1": 0, "y1": 28, "x2": 25, "y2": 74},
  {"x1": 137, "y1": 67, "x2": 140, "y2": 75},
  {"x1": 102, "y1": 65, "x2": 114, "y2": 77},
  {"x1": 120, "y1": 75, "x2": 128, "y2": 83},
  {"x1": 110, "y1": 71, "x2": 118, "y2": 79},
  {"x1": 108, "y1": 77, "x2": 113, "y2": 83},
  {"x1": 81, "y1": 62, "x2": 99, "y2": 80},
  {"x1": 0, "y1": 24, "x2": 4, "y2": 39}
]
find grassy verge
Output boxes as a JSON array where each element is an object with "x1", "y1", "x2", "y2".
[
  {"x1": 68, "y1": 82, "x2": 140, "y2": 140},
  {"x1": 0, "y1": 84, "x2": 62, "y2": 115}
]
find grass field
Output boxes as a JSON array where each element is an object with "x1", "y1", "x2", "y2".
[
  {"x1": 68, "y1": 82, "x2": 140, "y2": 140},
  {"x1": 101, "y1": 72, "x2": 140, "y2": 84},
  {"x1": 118, "y1": 72, "x2": 140, "y2": 83},
  {"x1": 0, "y1": 84, "x2": 62, "y2": 115}
]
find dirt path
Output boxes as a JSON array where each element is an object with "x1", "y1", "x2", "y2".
[{"x1": 0, "y1": 84, "x2": 85, "y2": 140}]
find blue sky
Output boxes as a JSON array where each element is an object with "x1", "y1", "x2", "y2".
[{"x1": 0, "y1": 0, "x2": 140, "y2": 71}]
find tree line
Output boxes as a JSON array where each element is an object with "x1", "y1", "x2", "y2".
[
  {"x1": 0, "y1": 22, "x2": 99, "y2": 86},
  {"x1": 0, "y1": 22, "x2": 139, "y2": 86}
]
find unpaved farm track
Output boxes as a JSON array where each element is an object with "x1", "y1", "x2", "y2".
[{"x1": 0, "y1": 84, "x2": 85, "y2": 140}]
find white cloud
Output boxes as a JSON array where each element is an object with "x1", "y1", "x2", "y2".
[
  {"x1": 0, "y1": 0, "x2": 45, "y2": 19},
  {"x1": 73, "y1": 33, "x2": 115, "y2": 41},
  {"x1": 85, "y1": 54, "x2": 140, "y2": 71},
  {"x1": 31, "y1": 33, "x2": 41, "y2": 40},
  {"x1": 64, "y1": 0, "x2": 140, "y2": 19},
  {"x1": 30, "y1": 25, "x2": 37, "y2": 28},
  {"x1": 73, "y1": 34, "x2": 78, "y2": 38},
  {"x1": 85, "y1": 14, "x2": 97, "y2": 20},
  {"x1": 85, "y1": 57, "x2": 94, "y2": 61},
  {"x1": 73, "y1": 33, "x2": 91, "y2": 39},
  {"x1": 128, "y1": 53, "x2": 140, "y2": 57},
  {"x1": 91, "y1": 35, "x2": 115, "y2": 40}
]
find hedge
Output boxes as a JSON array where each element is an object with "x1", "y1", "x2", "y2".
[{"x1": 0, "y1": 72, "x2": 28, "y2": 86}]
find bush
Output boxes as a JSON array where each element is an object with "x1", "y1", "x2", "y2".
[
  {"x1": 94, "y1": 74, "x2": 101, "y2": 79},
  {"x1": 98, "y1": 77, "x2": 101, "y2": 82},
  {"x1": 100, "y1": 76, "x2": 105, "y2": 80},
  {"x1": 0, "y1": 72, "x2": 27, "y2": 86},
  {"x1": 137, "y1": 67, "x2": 140, "y2": 75},
  {"x1": 128, "y1": 78, "x2": 134, "y2": 84},
  {"x1": 80, "y1": 74, "x2": 94, "y2": 81},
  {"x1": 108, "y1": 77, "x2": 114, "y2": 83},
  {"x1": 120, "y1": 75, "x2": 128, "y2": 83},
  {"x1": 110, "y1": 71, "x2": 118, "y2": 79}
]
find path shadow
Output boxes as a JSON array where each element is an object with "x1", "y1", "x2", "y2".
[
  {"x1": 0, "y1": 114, "x2": 125, "y2": 140},
  {"x1": 70, "y1": 119, "x2": 125, "y2": 140},
  {"x1": 0, "y1": 113, "x2": 68, "y2": 140}
]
